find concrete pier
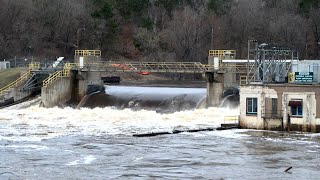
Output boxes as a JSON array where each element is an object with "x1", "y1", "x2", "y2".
[
  {"x1": 206, "y1": 72, "x2": 224, "y2": 107},
  {"x1": 41, "y1": 70, "x2": 104, "y2": 108},
  {"x1": 41, "y1": 76, "x2": 73, "y2": 108}
]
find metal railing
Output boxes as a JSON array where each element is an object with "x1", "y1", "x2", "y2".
[
  {"x1": 262, "y1": 110, "x2": 283, "y2": 119},
  {"x1": 60, "y1": 61, "x2": 256, "y2": 74},
  {"x1": 209, "y1": 50, "x2": 236, "y2": 57},
  {"x1": 42, "y1": 63, "x2": 72, "y2": 88},
  {"x1": 28, "y1": 62, "x2": 40, "y2": 71},
  {"x1": 0, "y1": 62, "x2": 40, "y2": 96},
  {"x1": 41, "y1": 60, "x2": 264, "y2": 88},
  {"x1": 219, "y1": 62, "x2": 254, "y2": 73},
  {"x1": 209, "y1": 50, "x2": 237, "y2": 70},
  {"x1": 76, "y1": 61, "x2": 214, "y2": 73},
  {"x1": 75, "y1": 50, "x2": 101, "y2": 57},
  {"x1": 0, "y1": 71, "x2": 31, "y2": 96}
]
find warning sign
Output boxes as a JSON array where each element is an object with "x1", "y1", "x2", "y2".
[{"x1": 295, "y1": 72, "x2": 313, "y2": 83}]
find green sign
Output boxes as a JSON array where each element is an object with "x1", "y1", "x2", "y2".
[{"x1": 295, "y1": 72, "x2": 313, "y2": 83}]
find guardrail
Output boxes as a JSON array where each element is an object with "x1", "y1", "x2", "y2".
[
  {"x1": 209, "y1": 50, "x2": 236, "y2": 57},
  {"x1": 0, "y1": 62, "x2": 40, "y2": 96},
  {"x1": 63, "y1": 61, "x2": 256, "y2": 74},
  {"x1": 262, "y1": 111, "x2": 283, "y2": 118},
  {"x1": 75, "y1": 61, "x2": 214, "y2": 73},
  {"x1": 75, "y1": 50, "x2": 101, "y2": 57},
  {"x1": 42, "y1": 63, "x2": 72, "y2": 88},
  {"x1": 0, "y1": 71, "x2": 31, "y2": 96},
  {"x1": 28, "y1": 62, "x2": 40, "y2": 71},
  {"x1": 41, "y1": 60, "x2": 268, "y2": 88}
]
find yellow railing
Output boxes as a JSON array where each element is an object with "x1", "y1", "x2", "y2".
[
  {"x1": 65, "y1": 63, "x2": 80, "y2": 69},
  {"x1": 28, "y1": 62, "x2": 40, "y2": 71},
  {"x1": 42, "y1": 63, "x2": 73, "y2": 88},
  {"x1": 0, "y1": 71, "x2": 31, "y2": 96},
  {"x1": 0, "y1": 62, "x2": 40, "y2": 96},
  {"x1": 75, "y1": 50, "x2": 101, "y2": 57},
  {"x1": 209, "y1": 50, "x2": 236, "y2": 58},
  {"x1": 209, "y1": 50, "x2": 236, "y2": 69}
]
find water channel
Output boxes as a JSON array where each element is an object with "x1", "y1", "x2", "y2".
[{"x1": 0, "y1": 84, "x2": 319, "y2": 179}]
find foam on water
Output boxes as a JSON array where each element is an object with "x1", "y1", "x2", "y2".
[
  {"x1": 6, "y1": 144, "x2": 49, "y2": 151},
  {"x1": 0, "y1": 104, "x2": 239, "y2": 142},
  {"x1": 204, "y1": 129, "x2": 251, "y2": 139},
  {"x1": 66, "y1": 155, "x2": 96, "y2": 166}
]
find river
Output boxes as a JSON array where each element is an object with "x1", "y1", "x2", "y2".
[{"x1": 0, "y1": 85, "x2": 319, "y2": 179}]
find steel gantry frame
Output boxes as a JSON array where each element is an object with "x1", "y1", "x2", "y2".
[
  {"x1": 78, "y1": 61, "x2": 213, "y2": 73},
  {"x1": 246, "y1": 40, "x2": 298, "y2": 84}
]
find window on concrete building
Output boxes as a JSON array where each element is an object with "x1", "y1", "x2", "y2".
[
  {"x1": 247, "y1": 98, "x2": 258, "y2": 115},
  {"x1": 272, "y1": 98, "x2": 278, "y2": 115},
  {"x1": 292, "y1": 106, "x2": 303, "y2": 116},
  {"x1": 289, "y1": 100, "x2": 303, "y2": 117}
]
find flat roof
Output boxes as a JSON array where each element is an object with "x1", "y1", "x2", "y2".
[{"x1": 222, "y1": 59, "x2": 297, "y2": 63}]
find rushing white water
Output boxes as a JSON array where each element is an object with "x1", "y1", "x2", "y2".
[
  {"x1": 1, "y1": 89, "x2": 320, "y2": 179},
  {"x1": 0, "y1": 101, "x2": 239, "y2": 142}
]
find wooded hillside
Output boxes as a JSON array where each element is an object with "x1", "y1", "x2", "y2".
[{"x1": 0, "y1": 0, "x2": 319, "y2": 62}]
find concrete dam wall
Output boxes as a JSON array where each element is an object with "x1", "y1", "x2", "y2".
[{"x1": 41, "y1": 78, "x2": 73, "y2": 108}]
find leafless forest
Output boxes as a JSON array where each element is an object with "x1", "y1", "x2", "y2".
[{"x1": 0, "y1": 0, "x2": 319, "y2": 62}]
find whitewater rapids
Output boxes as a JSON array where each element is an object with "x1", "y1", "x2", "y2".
[{"x1": 0, "y1": 99, "x2": 239, "y2": 141}]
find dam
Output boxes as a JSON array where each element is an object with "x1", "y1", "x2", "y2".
[
  {"x1": 1, "y1": 46, "x2": 320, "y2": 179},
  {"x1": 0, "y1": 50, "x2": 242, "y2": 109}
]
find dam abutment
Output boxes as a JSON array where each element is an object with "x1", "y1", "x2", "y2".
[
  {"x1": 205, "y1": 72, "x2": 224, "y2": 107},
  {"x1": 41, "y1": 71, "x2": 104, "y2": 108}
]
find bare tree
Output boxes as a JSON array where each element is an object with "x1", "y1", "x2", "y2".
[
  {"x1": 0, "y1": 0, "x2": 30, "y2": 57},
  {"x1": 166, "y1": 7, "x2": 211, "y2": 62},
  {"x1": 309, "y1": 8, "x2": 320, "y2": 58}
]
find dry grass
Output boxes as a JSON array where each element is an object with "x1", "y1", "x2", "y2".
[{"x1": 0, "y1": 68, "x2": 21, "y2": 89}]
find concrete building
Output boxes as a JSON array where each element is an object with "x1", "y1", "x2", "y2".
[
  {"x1": 240, "y1": 59, "x2": 320, "y2": 132},
  {"x1": 0, "y1": 61, "x2": 10, "y2": 70},
  {"x1": 240, "y1": 84, "x2": 320, "y2": 132}
]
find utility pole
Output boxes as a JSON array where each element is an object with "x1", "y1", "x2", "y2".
[{"x1": 211, "y1": 27, "x2": 214, "y2": 50}]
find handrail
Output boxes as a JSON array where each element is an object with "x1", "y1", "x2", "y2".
[
  {"x1": 209, "y1": 50, "x2": 236, "y2": 57},
  {"x1": 79, "y1": 62, "x2": 214, "y2": 72},
  {"x1": 42, "y1": 63, "x2": 73, "y2": 87},
  {"x1": 0, "y1": 62, "x2": 40, "y2": 96},
  {"x1": 67, "y1": 61, "x2": 259, "y2": 73},
  {"x1": 75, "y1": 50, "x2": 101, "y2": 57},
  {"x1": 42, "y1": 71, "x2": 62, "y2": 87},
  {"x1": 28, "y1": 62, "x2": 40, "y2": 71},
  {"x1": 262, "y1": 110, "x2": 283, "y2": 118},
  {"x1": 0, "y1": 71, "x2": 31, "y2": 96}
]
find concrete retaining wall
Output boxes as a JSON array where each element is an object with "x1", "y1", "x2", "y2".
[
  {"x1": 41, "y1": 78, "x2": 72, "y2": 108},
  {"x1": 5, "y1": 87, "x2": 32, "y2": 101}
]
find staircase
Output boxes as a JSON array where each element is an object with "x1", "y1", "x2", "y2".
[
  {"x1": 42, "y1": 63, "x2": 73, "y2": 88},
  {"x1": 0, "y1": 63, "x2": 40, "y2": 97},
  {"x1": 0, "y1": 71, "x2": 31, "y2": 97}
]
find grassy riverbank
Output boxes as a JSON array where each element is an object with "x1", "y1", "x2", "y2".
[{"x1": 0, "y1": 68, "x2": 21, "y2": 89}]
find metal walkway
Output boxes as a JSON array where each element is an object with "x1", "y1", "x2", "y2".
[{"x1": 67, "y1": 62, "x2": 213, "y2": 73}]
